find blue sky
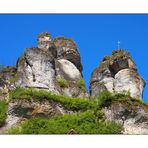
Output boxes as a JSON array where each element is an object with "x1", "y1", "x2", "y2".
[{"x1": 0, "y1": 14, "x2": 147, "y2": 102}]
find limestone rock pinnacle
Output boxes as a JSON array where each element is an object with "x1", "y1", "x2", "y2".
[{"x1": 90, "y1": 49, "x2": 145, "y2": 99}]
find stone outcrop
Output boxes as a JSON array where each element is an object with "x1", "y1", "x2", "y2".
[
  {"x1": 103, "y1": 101, "x2": 148, "y2": 134},
  {"x1": 0, "y1": 66, "x2": 17, "y2": 101},
  {"x1": 90, "y1": 49, "x2": 145, "y2": 99},
  {"x1": 0, "y1": 99, "x2": 73, "y2": 133},
  {"x1": 0, "y1": 33, "x2": 147, "y2": 135},
  {"x1": 15, "y1": 32, "x2": 88, "y2": 98}
]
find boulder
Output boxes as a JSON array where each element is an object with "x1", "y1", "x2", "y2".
[
  {"x1": 55, "y1": 59, "x2": 82, "y2": 81},
  {"x1": 114, "y1": 69, "x2": 145, "y2": 99}
]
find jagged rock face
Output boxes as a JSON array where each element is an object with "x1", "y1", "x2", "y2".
[
  {"x1": 90, "y1": 49, "x2": 145, "y2": 99},
  {"x1": 0, "y1": 67, "x2": 17, "y2": 101},
  {"x1": 54, "y1": 37, "x2": 82, "y2": 72},
  {"x1": 0, "y1": 99, "x2": 73, "y2": 133},
  {"x1": 103, "y1": 101, "x2": 148, "y2": 134},
  {"x1": 15, "y1": 32, "x2": 88, "y2": 98},
  {"x1": 0, "y1": 78, "x2": 9, "y2": 101},
  {"x1": 16, "y1": 47, "x2": 58, "y2": 92}
]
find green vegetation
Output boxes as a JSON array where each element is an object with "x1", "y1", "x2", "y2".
[
  {"x1": 76, "y1": 79, "x2": 86, "y2": 90},
  {"x1": 9, "y1": 74, "x2": 18, "y2": 84},
  {"x1": 95, "y1": 90, "x2": 148, "y2": 109},
  {"x1": 10, "y1": 88, "x2": 147, "y2": 111},
  {"x1": 98, "y1": 49, "x2": 131, "y2": 72},
  {"x1": 0, "y1": 101, "x2": 8, "y2": 127},
  {"x1": 9, "y1": 87, "x2": 148, "y2": 134},
  {"x1": 9, "y1": 87, "x2": 95, "y2": 111},
  {"x1": 56, "y1": 76, "x2": 69, "y2": 88},
  {"x1": 18, "y1": 56, "x2": 25, "y2": 66},
  {"x1": 9, "y1": 111, "x2": 123, "y2": 134},
  {"x1": 112, "y1": 49, "x2": 130, "y2": 60},
  {"x1": 103, "y1": 56, "x2": 111, "y2": 61}
]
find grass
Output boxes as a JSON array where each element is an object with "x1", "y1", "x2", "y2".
[
  {"x1": 56, "y1": 76, "x2": 69, "y2": 88},
  {"x1": 9, "y1": 87, "x2": 95, "y2": 111},
  {"x1": 0, "y1": 101, "x2": 8, "y2": 127},
  {"x1": 10, "y1": 88, "x2": 147, "y2": 111},
  {"x1": 8, "y1": 111, "x2": 123, "y2": 134}
]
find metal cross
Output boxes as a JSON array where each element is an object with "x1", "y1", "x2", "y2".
[{"x1": 117, "y1": 41, "x2": 121, "y2": 49}]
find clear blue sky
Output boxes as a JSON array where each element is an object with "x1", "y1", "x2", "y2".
[{"x1": 0, "y1": 14, "x2": 147, "y2": 102}]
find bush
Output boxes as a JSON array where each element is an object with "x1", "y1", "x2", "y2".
[
  {"x1": 9, "y1": 111, "x2": 123, "y2": 134},
  {"x1": 0, "y1": 101, "x2": 8, "y2": 127},
  {"x1": 96, "y1": 90, "x2": 113, "y2": 109},
  {"x1": 56, "y1": 76, "x2": 68, "y2": 88},
  {"x1": 95, "y1": 90, "x2": 148, "y2": 109},
  {"x1": 9, "y1": 74, "x2": 18, "y2": 83},
  {"x1": 76, "y1": 79, "x2": 86, "y2": 90}
]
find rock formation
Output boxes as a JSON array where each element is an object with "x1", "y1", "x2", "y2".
[
  {"x1": 103, "y1": 100, "x2": 148, "y2": 134},
  {"x1": 90, "y1": 49, "x2": 145, "y2": 99},
  {"x1": 0, "y1": 66, "x2": 17, "y2": 101},
  {"x1": 0, "y1": 33, "x2": 147, "y2": 135},
  {"x1": 15, "y1": 32, "x2": 88, "y2": 98}
]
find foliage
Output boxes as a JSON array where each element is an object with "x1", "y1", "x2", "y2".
[
  {"x1": 9, "y1": 74, "x2": 18, "y2": 83},
  {"x1": 9, "y1": 111, "x2": 123, "y2": 134},
  {"x1": 56, "y1": 76, "x2": 69, "y2": 88},
  {"x1": 103, "y1": 56, "x2": 111, "y2": 61},
  {"x1": 0, "y1": 101, "x2": 8, "y2": 127},
  {"x1": 112, "y1": 49, "x2": 130, "y2": 60},
  {"x1": 9, "y1": 87, "x2": 95, "y2": 111},
  {"x1": 95, "y1": 90, "x2": 148, "y2": 109},
  {"x1": 9, "y1": 88, "x2": 148, "y2": 134},
  {"x1": 76, "y1": 79, "x2": 86, "y2": 90}
]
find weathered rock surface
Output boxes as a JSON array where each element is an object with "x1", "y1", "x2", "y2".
[
  {"x1": 103, "y1": 101, "x2": 148, "y2": 134},
  {"x1": 15, "y1": 32, "x2": 88, "y2": 98},
  {"x1": 16, "y1": 47, "x2": 57, "y2": 92},
  {"x1": 54, "y1": 37, "x2": 82, "y2": 72},
  {"x1": 0, "y1": 67, "x2": 17, "y2": 101},
  {"x1": 0, "y1": 78, "x2": 9, "y2": 101},
  {"x1": 0, "y1": 99, "x2": 73, "y2": 133},
  {"x1": 90, "y1": 49, "x2": 145, "y2": 99},
  {"x1": 56, "y1": 59, "x2": 82, "y2": 81}
]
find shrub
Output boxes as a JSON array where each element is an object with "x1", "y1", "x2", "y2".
[
  {"x1": 76, "y1": 79, "x2": 86, "y2": 90},
  {"x1": 96, "y1": 90, "x2": 113, "y2": 109},
  {"x1": 0, "y1": 101, "x2": 8, "y2": 127},
  {"x1": 9, "y1": 111, "x2": 123, "y2": 134},
  {"x1": 9, "y1": 74, "x2": 18, "y2": 83},
  {"x1": 103, "y1": 56, "x2": 110, "y2": 61},
  {"x1": 56, "y1": 76, "x2": 69, "y2": 88},
  {"x1": 95, "y1": 90, "x2": 148, "y2": 109}
]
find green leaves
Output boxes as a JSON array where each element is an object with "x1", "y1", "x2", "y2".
[
  {"x1": 0, "y1": 101, "x2": 8, "y2": 127},
  {"x1": 9, "y1": 111, "x2": 123, "y2": 134},
  {"x1": 9, "y1": 87, "x2": 94, "y2": 111}
]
